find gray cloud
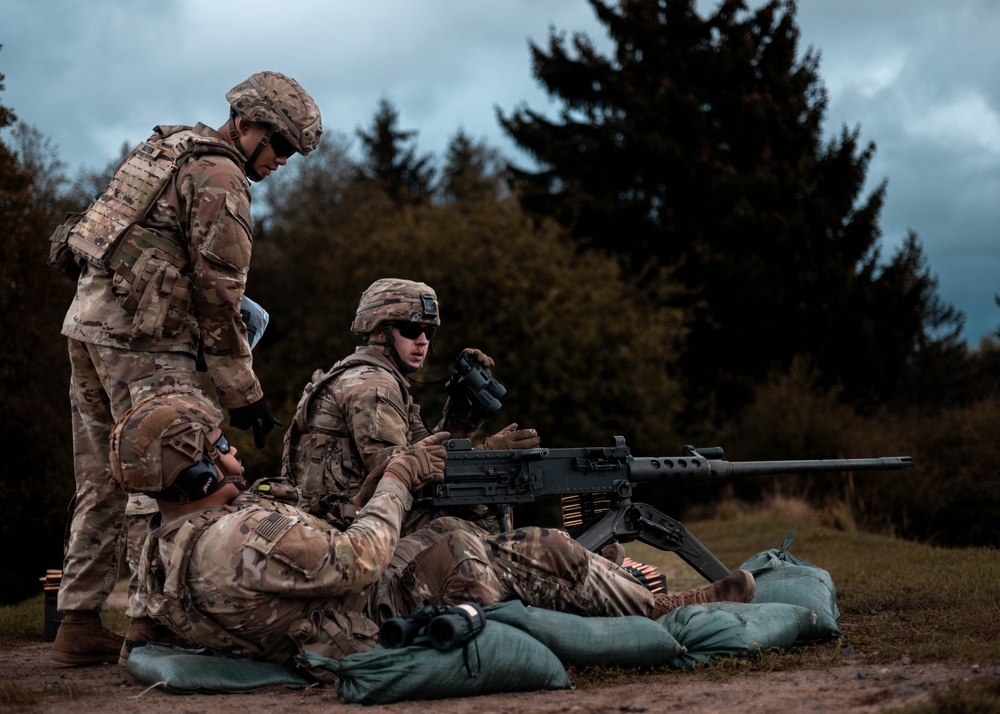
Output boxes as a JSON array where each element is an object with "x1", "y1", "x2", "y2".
[{"x1": 2, "y1": 0, "x2": 996, "y2": 343}]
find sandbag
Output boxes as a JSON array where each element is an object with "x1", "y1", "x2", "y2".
[
  {"x1": 739, "y1": 529, "x2": 843, "y2": 642},
  {"x1": 663, "y1": 602, "x2": 814, "y2": 668},
  {"x1": 298, "y1": 619, "x2": 572, "y2": 705},
  {"x1": 126, "y1": 644, "x2": 311, "y2": 694},
  {"x1": 483, "y1": 600, "x2": 685, "y2": 669}
]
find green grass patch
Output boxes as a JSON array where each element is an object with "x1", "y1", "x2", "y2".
[
  {"x1": 0, "y1": 594, "x2": 45, "y2": 641},
  {"x1": 624, "y1": 498, "x2": 1000, "y2": 666},
  {"x1": 1, "y1": 581, "x2": 129, "y2": 642},
  {"x1": 889, "y1": 674, "x2": 1000, "y2": 713}
]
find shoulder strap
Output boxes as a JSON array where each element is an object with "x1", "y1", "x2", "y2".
[
  {"x1": 291, "y1": 353, "x2": 401, "y2": 434},
  {"x1": 169, "y1": 130, "x2": 245, "y2": 167}
]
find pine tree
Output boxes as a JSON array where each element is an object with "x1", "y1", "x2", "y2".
[
  {"x1": 356, "y1": 97, "x2": 435, "y2": 206},
  {"x1": 498, "y1": 0, "x2": 965, "y2": 415},
  {"x1": 439, "y1": 129, "x2": 506, "y2": 204}
]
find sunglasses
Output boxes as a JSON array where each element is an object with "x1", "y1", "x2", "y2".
[
  {"x1": 268, "y1": 133, "x2": 296, "y2": 159},
  {"x1": 395, "y1": 323, "x2": 437, "y2": 340},
  {"x1": 212, "y1": 433, "x2": 231, "y2": 455}
]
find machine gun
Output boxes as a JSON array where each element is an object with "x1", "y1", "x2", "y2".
[{"x1": 416, "y1": 437, "x2": 913, "y2": 582}]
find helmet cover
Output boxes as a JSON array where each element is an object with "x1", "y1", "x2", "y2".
[
  {"x1": 110, "y1": 391, "x2": 223, "y2": 500},
  {"x1": 351, "y1": 278, "x2": 440, "y2": 334},
  {"x1": 226, "y1": 71, "x2": 323, "y2": 155}
]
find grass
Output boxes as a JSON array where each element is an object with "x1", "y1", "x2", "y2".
[
  {"x1": 610, "y1": 497, "x2": 1000, "y2": 711},
  {"x1": 0, "y1": 594, "x2": 46, "y2": 640},
  {"x1": 0, "y1": 580, "x2": 129, "y2": 643},
  {"x1": 623, "y1": 496, "x2": 1000, "y2": 664}
]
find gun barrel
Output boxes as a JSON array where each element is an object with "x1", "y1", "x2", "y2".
[
  {"x1": 720, "y1": 456, "x2": 913, "y2": 477},
  {"x1": 627, "y1": 455, "x2": 912, "y2": 485}
]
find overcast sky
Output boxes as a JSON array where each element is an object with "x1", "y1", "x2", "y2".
[{"x1": 2, "y1": 0, "x2": 998, "y2": 345}]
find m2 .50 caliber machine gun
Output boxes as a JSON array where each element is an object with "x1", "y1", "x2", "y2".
[{"x1": 416, "y1": 437, "x2": 913, "y2": 582}]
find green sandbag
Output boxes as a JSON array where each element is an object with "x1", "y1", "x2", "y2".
[
  {"x1": 299, "y1": 619, "x2": 572, "y2": 705},
  {"x1": 126, "y1": 644, "x2": 311, "y2": 694},
  {"x1": 739, "y1": 529, "x2": 844, "y2": 642},
  {"x1": 663, "y1": 602, "x2": 814, "y2": 668},
  {"x1": 483, "y1": 600, "x2": 685, "y2": 668}
]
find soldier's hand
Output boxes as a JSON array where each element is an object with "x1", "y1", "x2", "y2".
[
  {"x1": 461, "y1": 348, "x2": 494, "y2": 369},
  {"x1": 480, "y1": 423, "x2": 540, "y2": 451},
  {"x1": 228, "y1": 397, "x2": 283, "y2": 449},
  {"x1": 384, "y1": 432, "x2": 451, "y2": 492}
]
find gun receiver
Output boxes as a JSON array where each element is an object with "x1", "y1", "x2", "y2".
[{"x1": 417, "y1": 437, "x2": 913, "y2": 582}]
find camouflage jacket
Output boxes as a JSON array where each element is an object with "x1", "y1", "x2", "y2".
[
  {"x1": 61, "y1": 123, "x2": 262, "y2": 407},
  {"x1": 141, "y1": 476, "x2": 413, "y2": 664},
  {"x1": 281, "y1": 346, "x2": 494, "y2": 531}
]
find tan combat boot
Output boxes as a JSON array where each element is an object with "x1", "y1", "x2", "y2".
[
  {"x1": 119, "y1": 616, "x2": 194, "y2": 666},
  {"x1": 651, "y1": 569, "x2": 756, "y2": 619},
  {"x1": 51, "y1": 611, "x2": 124, "y2": 665}
]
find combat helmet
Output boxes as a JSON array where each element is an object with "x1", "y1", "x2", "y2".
[
  {"x1": 351, "y1": 278, "x2": 440, "y2": 335},
  {"x1": 226, "y1": 71, "x2": 322, "y2": 156},
  {"x1": 109, "y1": 391, "x2": 232, "y2": 503}
]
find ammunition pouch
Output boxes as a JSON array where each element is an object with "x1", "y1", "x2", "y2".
[
  {"x1": 288, "y1": 609, "x2": 379, "y2": 682},
  {"x1": 109, "y1": 224, "x2": 193, "y2": 338}
]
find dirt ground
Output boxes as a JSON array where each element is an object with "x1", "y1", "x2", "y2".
[
  {"x1": 2, "y1": 635, "x2": 993, "y2": 714},
  {"x1": 5, "y1": 592, "x2": 996, "y2": 713}
]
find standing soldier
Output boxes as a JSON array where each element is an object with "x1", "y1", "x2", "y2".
[
  {"x1": 48, "y1": 71, "x2": 322, "y2": 666},
  {"x1": 281, "y1": 278, "x2": 539, "y2": 535}
]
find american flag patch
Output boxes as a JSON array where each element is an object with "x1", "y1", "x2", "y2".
[{"x1": 256, "y1": 512, "x2": 290, "y2": 541}]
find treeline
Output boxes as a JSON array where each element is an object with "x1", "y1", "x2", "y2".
[{"x1": 2, "y1": 0, "x2": 998, "y2": 602}]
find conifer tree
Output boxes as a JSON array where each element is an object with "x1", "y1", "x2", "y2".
[
  {"x1": 498, "y1": 0, "x2": 965, "y2": 415},
  {"x1": 439, "y1": 129, "x2": 506, "y2": 204},
  {"x1": 356, "y1": 97, "x2": 435, "y2": 206}
]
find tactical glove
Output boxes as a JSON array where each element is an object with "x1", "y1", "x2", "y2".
[
  {"x1": 479, "y1": 423, "x2": 540, "y2": 451},
  {"x1": 461, "y1": 348, "x2": 494, "y2": 369},
  {"x1": 228, "y1": 397, "x2": 282, "y2": 449},
  {"x1": 383, "y1": 432, "x2": 451, "y2": 493}
]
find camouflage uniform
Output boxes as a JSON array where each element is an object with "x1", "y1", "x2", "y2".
[
  {"x1": 53, "y1": 73, "x2": 321, "y2": 640},
  {"x1": 116, "y1": 393, "x2": 749, "y2": 676},
  {"x1": 283, "y1": 279, "x2": 501, "y2": 535},
  {"x1": 283, "y1": 345, "x2": 495, "y2": 533},
  {"x1": 60, "y1": 123, "x2": 266, "y2": 618},
  {"x1": 138, "y1": 490, "x2": 654, "y2": 672}
]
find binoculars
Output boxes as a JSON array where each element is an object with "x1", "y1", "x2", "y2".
[
  {"x1": 444, "y1": 351, "x2": 507, "y2": 419},
  {"x1": 379, "y1": 602, "x2": 485, "y2": 651}
]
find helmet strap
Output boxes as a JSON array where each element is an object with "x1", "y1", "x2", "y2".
[
  {"x1": 381, "y1": 323, "x2": 394, "y2": 358},
  {"x1": 228, "y1": 114, "x2": 268, "y2": 182},
  {"x1": 370, "y1": 323, "x2": 422, "y2": 375},
  {"x1": 362, "y1": 324, "x2": 395, "y2": 357}
]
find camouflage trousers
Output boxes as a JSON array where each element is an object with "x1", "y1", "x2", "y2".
[
  {"x1": 60, "y1": 338, "x2": 200, "y2": 616},
  {"x1": 401, "y1": 504, "x2": 506, "y2": 539},
  {"x1": 369, "y1": 517, "x2": 655, "y2": 624}
]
